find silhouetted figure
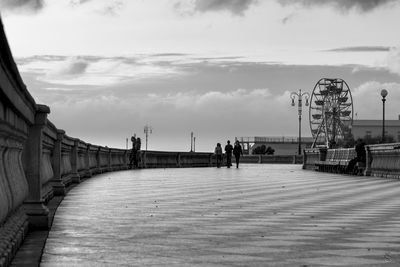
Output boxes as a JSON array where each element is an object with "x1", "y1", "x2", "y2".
[
  {"x1": 214, "y1": 143, "x2": 223, "y2": 168},
  {"x1": 233, "y1": 140, "x2": 243, "y2": 168},
  {"x1": 225, "y1": 140, "x2": 233, "y2": 168},
  {"x1": 346, "y1": 138, "x2": 366, "y2": 174},
  {"x1": 135, "y1": 137, "x2": 141, "y2": 168},
  {"x1": 129, "y1": 135, "x2": 137, "y2": 169}
]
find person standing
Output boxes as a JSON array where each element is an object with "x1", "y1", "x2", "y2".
[
  {"x1": 129, "y1": 135, "x2": 137, "y2": 169},
  {"x1": 134, "y1": 137, "x2": 141, "y2": 168},
  {"x1": 224, "y1": 140, "x2": 233, "y2": 168},
  {"x1": 214, "y1": 143, "x2": 223, "y2": 168},
  {"x1": 233, "y1": 140, "x2": 243, "y2": 168}
]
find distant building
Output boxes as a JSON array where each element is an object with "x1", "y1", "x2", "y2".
[{"x1": 352, "y1": 118, "x2": 400, "y2": 142}]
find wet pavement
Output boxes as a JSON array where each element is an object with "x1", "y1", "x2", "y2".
[{"x1": 39, "y1": 164, "x2": 400, "y2": 266}]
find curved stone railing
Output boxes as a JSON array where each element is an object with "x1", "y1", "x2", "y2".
[
  {"x1": 0, "y1": 18, "x2": 134, "y2": 266},
  {"x1": 0, "y1": 18, "x2": 36, "y2": 266},
  {"x1": 138, "y1": 152, "x2": 303, "y2": 168},
  {"x1": 138, "y1": 150, "x2": 213, "y2": 168},
  {"x1": 365, "y1": 143, "x2": 400, "y2": 178}
]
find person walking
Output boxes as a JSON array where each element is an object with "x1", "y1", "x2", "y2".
[
  {"x1": 233, "y1": 140, "x2": 243, "y2": 168},
  {"x1": 214, "y1": 143, "x2": 223, "y2": 168},
  {"x1": 224, "y1": 140, "x2": 233, "y2": 168}
]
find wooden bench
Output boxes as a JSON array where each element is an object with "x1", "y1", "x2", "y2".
[{"x1": 315, "y1": 148, "x2": 356, "y2": 173}]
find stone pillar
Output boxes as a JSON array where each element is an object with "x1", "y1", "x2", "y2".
[
  {"x1": 85, "y1": 144, "x2": 92, "y2": 177},
  {"x1": 302, "y1": 152, "x2": 307, "y2": 169},
  {"x1": 123, "y1": 149, "x2": 128, "y2": 169},
  {"x1": 96, "y1": 147, "x2": 100, "y2": 173},
  {"x1": 142, "y1": 151, "x2": 147, "y2": 168},
  {"x1": 51, "y1": 129, "x2": 66, "y2": 196},
  {"x1": 108, "y1": 148, "x2": 112, "y2": 171},
  {"x1": 319, "y1": 148, "x2": 327, "y2": 161},
  {"x1": 23, "y1": 104, "x2": 50, "y2": 230},
  {"x1": 71, "y1": 139, "x2": 80, "y2": 183}
]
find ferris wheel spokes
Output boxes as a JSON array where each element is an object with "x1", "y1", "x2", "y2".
[{"x1": 309, "y1": 78, "x2": 354, "y2": 148}]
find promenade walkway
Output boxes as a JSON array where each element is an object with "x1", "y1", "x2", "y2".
[{"x1": 40, "y1": 164, "x2": 400, "y2": 266}]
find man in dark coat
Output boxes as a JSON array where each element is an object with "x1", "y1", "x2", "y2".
[
  {"x1": 233, "y1": 140, "x2": 243, "y2": 168},
  {"x1": 129, "y1": 135, "x2": 137, "y2": 169},
  {"x1": 224, "y1": 140, "x2": 233, "y2": 168}
]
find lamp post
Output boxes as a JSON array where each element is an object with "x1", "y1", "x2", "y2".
[
  {"x1": 290, "y1": 89, "x2": 310, "y2": 155},
  {"x1": 381, "y1": 89, "x2": 388, "y2": 143},
  {"x1": 144, "y1": 125, "x2": 152, "y2": 151}
]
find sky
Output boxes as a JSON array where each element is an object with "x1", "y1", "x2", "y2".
[{"x1": 1, "y1": 0, "x2": 400, "y2": 151}]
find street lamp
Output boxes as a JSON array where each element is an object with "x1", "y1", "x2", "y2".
[
  {"x1": 290, "y1": 89, "x2": 310, "y2": 155},
  {"x1": 144, "y1": 125, "x2": 152, "y2": 150},
  {"x1": 381, "y1": 89, "x2": 388, "y2": 143}
]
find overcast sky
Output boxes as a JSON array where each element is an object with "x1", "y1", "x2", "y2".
[{"x1": 2, "y1": 0, "x2": 400, "y2": 151}]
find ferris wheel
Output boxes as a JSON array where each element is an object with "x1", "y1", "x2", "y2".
[{"x1": 309, "y1": 78, "x2": 353, "y2": 148}]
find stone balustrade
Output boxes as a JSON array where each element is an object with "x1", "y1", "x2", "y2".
[
  {"x1": 365, "y1": 143, "x2": 400, "y2": 178},
  {"x1": 138, "y1": 151, "x2": 214, "y2": 168},
  {"x1": 136, "y1": 151, "x2": 302, "y2": 169},
  {"x1": 0, "y1": 18, "x2": 134, "y2": 266}
]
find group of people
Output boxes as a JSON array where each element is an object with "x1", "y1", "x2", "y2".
[
  {"x1": 214, "y1": 140, "x2": 243, "y2": 168},
  {"x1": 129, "y1": 135, "x2": 141, "y2": 169}
]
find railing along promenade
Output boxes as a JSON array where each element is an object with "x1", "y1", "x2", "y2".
[
  {"x1": 138, "y1": 151, "x2": 303, "y2": 168},
  {"x1": 303, "y1": 144, "x2": 400, "y2": 178}
]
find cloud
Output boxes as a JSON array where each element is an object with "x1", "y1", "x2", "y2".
[
  {"x1": 281, "y1": 13, "x2": 296, "y2": 24},
  {"x1": 386, "y1": 47, "x2": 400, "y2": 76},
  {"x1": 277, "y1": 0, "x2": 399, "y2": 12},
  {"x1": 18, "y1": 55, "x2": 183, "y2": 86},
  {"x1": 42, "y1": 87, "x2": 294, "y2": 150},
  {"x1": 69, "y1": 0, "x2": 92, "y2": 5},
  {"x1": 0, "y1": 0, "x2": 44, "y2": 13},
  {"x1": 16, "y1": 53, "x2": 400, "y2": 150},
  {"x1": 58, "y1": 57, "x2": 89, "y2": 75},
  {"x1": 175, "y1": 0, "x2": 258, "y2": 16},
  {"x1": 100, "y1": 1, "x2": 123, "y2": 16},
  {"x1": 352, "y1": 81, "x2": 400, "y2": 119},
  {"x1": 325, "y1": 46, "x2": 391, "y2": 53}
]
